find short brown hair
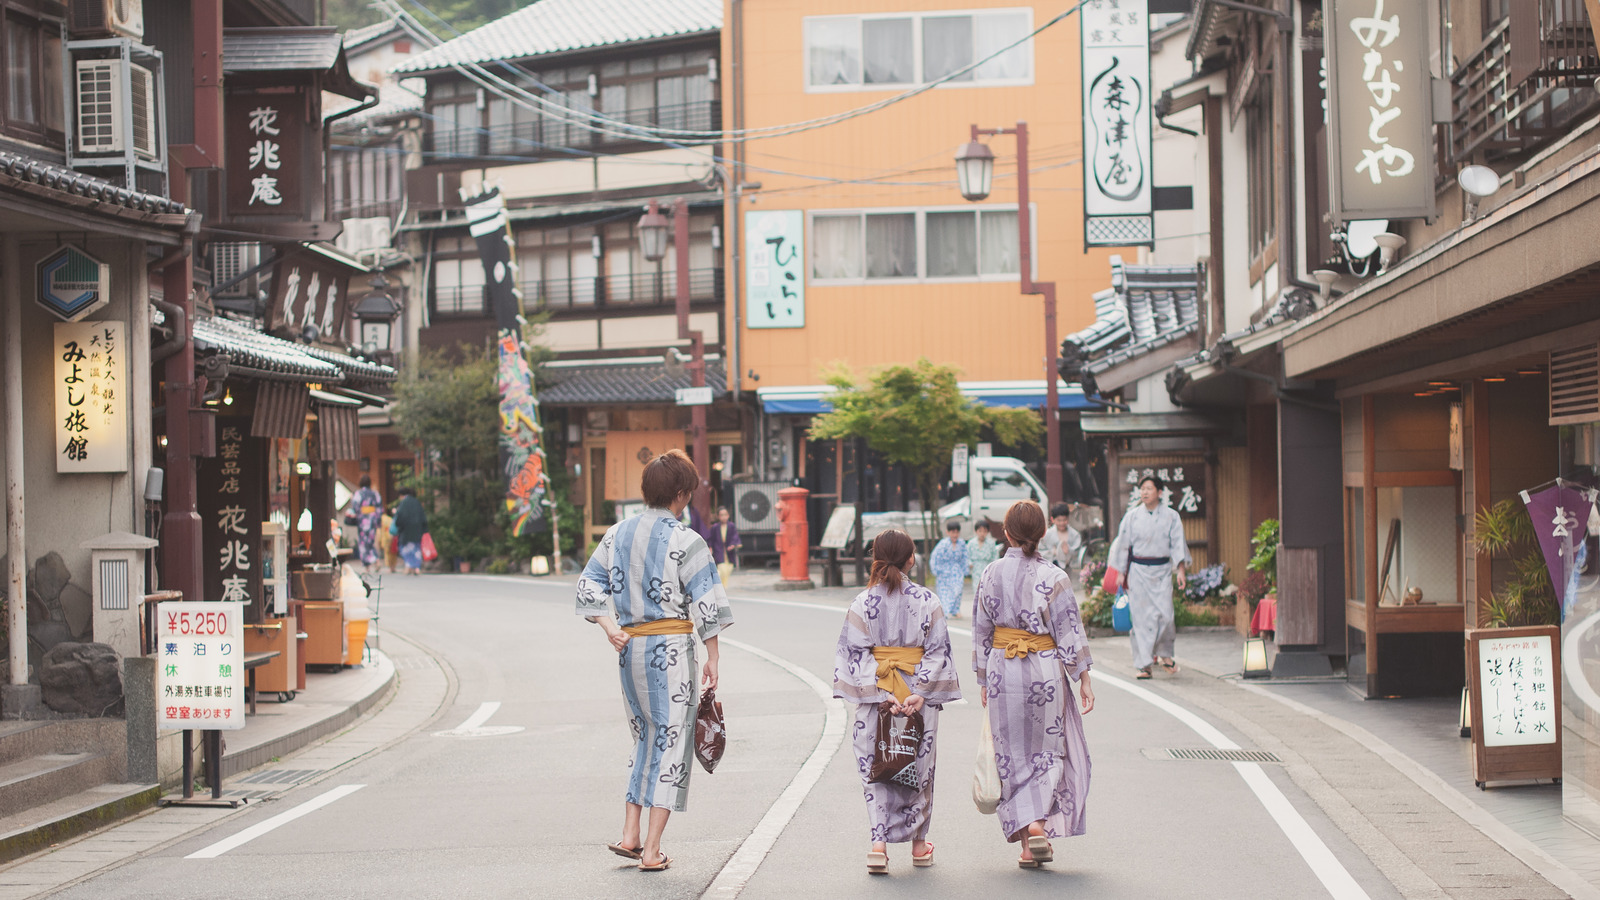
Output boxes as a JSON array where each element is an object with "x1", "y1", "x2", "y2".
[
  {"x1": 1003, "y1": 500, "x2": 1047, "y2": 556},
  {"x1": 641, "y1": 448, "x2": 699, "y2": 507},
  {"x1": 868, "y1": 529, "x2": 915, "y2": 592}
]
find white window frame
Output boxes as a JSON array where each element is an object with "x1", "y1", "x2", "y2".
[
  {"x1": 807, "y1": 203, "x2": 1036, "y2": 286},
  {"x1": 802, "y1": 8, "x2": 1035, "y2": 93}
]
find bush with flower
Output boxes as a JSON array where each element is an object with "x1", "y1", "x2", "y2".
[{"x1": 1180, "y1": 563, "x2": 1232, "y2": 608}]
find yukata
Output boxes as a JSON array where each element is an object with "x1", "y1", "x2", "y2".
[
  {"x1": 968, "y1": 536, "x2": 1000, "y2": 587},
  {"x1": 1039, "y1": 525, "x2": 1082, "y2": 571},
  {"x1": 833, "y1": 580, "x2": 961, "y2": 844},
  {"x1": 706, "y1": 520, "x2": 742, "y2": 566},
  {"x1": 973, "y1": 548, "x2": 1093, "y2": 841},
  {"x1": 392, "y1": 495, "x2": 427, "y2": 570},
  {"x1": 1113, "y1": 503, "x2": 1191, "y2": 670},
  {"x1": 577, "y1": 509, "x2": 733, "y2": 812},
  {"x1": 346, "y1": 487, "x2": 383, "y2": 567},
  {"x1": 928, "y1": 538, "x2": 971, "y2": 617}
]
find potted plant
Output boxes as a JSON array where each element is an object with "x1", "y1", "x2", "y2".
[
  {"x1": 1180, "y1": 563, "x2": 1231, "y2": 627},
  {"x1": 1249, "y1": 519, "x2": 1280, "y2": 597},
  {"x1": 1473, "y1": 499, "x2": 1558, "y2": 627}
]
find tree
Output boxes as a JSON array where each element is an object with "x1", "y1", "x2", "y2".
[{"x1": 809, "y1": 359, "x2": 1042, "y2": 558}]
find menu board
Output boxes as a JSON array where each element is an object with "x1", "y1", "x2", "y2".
[
  {"x1": 156, "y1": 602, "x2": 246, "y2": 731},
  {"x1": 1468, "y1": 625, "x2": 1561, "y2": 787}
]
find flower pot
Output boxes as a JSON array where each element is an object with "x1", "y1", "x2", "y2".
[{"x1": 458, "y1": 561, "x2": 471, "y2": 574}]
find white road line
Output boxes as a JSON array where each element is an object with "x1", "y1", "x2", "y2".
[
  {"x1": 434, "y1": 700, "x2": 524, "y2": 738},
  {"x1": 185, "y1": 785, "x2": 366, "y2": 859},
  {"x1": 703, "y1": 637, "x2": 847, "y2": 899}
]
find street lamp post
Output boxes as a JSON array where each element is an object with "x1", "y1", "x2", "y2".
[
  {"x1": 639, "y1": 199, "x2": 711, "y2": 524},
  {"x1": 956, "y1": 121, "x2": 1062, "y2": 505}
]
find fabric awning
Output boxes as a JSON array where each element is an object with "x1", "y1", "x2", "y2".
[{"x1": 758, "y1": 380, "x2": 1093, "y2": 415}]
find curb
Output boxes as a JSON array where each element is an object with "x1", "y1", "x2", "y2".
[
  {"x1": 0, "y1": 784, "x2": 161, "y2": 865},
  {"x1": 220, "y1": 660, "x2": 398, "y2": 781}
]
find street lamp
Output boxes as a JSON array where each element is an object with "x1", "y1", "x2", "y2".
[
  {"x1": 956, "y1": 122, "x2": 1063, "y2": 505},
  {"x1": 352, "y1": 274, "x2": 401, "y2": 357},
  {"x1": 638, "y1": 199, "x2": 711, "y2": 524}
]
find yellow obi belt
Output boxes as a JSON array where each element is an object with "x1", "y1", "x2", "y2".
[
  {"x1": 991, "y1": 626, "x2": 1056, "y2": 659},
  {"x1": 622, "y1": 618, "x2": 694, "y2": 637},
  {"x1": 871, "y1": 646, "x2": 925, "y2": 702}
]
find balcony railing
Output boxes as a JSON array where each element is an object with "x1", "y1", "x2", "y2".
[
  {"x1": 433, "y1": 100, "x2": 720, "y2": 159},
  {"x1": 433, "y1": 284, "x2": 486, "y2": 317},
  {"x1": 434, "y1": 268, "x2": 722, "y2": 316},
  {"x1": 1451, "y1": 5, "x2": 1600, "y2": 163}
]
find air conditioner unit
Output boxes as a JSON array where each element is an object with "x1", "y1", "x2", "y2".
[
  {"x1": 71, "y1": 0, "x2": 144, "y2": 40},
  {"x1": 75, "y1": 59, "x2": 158, "y2": 161},
  {"x1": 210, "y1": 243, "x2": 261, "y2": 299},
  {"x1": 733, "y1": 482, "x2": 787, "y2": 533}
]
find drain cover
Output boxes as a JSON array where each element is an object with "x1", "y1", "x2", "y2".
[
  {"x1": 1143, "y1": 747, "x2": 1283, "y2": 763},
  {"x1": 235, "y1": 768, "x2": 322, "y2": 785}
]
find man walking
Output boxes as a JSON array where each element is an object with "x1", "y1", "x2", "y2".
[{"x1": 1110, "y1": 476, "x2": 1190, "y2": 678}]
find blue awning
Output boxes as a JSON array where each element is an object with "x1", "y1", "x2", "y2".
[{"x1": 757, "y1": 380, "x2": 1092, "y2": 415}]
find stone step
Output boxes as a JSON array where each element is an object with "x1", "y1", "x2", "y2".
[
  {"x1": 0, "y1": 782, "x2": 160, "y2": 865},
  {"x1": 0, "y1": 751, "x2": 121, "y2": 816},
  {"x1": 0, "y1": 718, "x2": 124, "y2": 768}
]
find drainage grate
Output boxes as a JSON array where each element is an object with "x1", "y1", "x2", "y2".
[
  {"x1": 1143, "y1": 747, "x2": 1284, "y2": 764},
  {"x1": 236, "y1": 768, "x2": 322, "y2": 785}
]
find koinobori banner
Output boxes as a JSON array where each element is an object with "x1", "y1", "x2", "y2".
[
  {"x1": 1325, "y1": 0, "x2": 1437, "y2": 224},
  {"x1": 1081, "y1": 0, "x2": 1152, "y2": 247}
]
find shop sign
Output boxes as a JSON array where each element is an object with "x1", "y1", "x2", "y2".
[
  {"x1": 54, "y1": 321, "x2": 127, "y2": 473},
  {"x1": 951, "y1": 443, "x2": 969, "y2": 484},
  {"x1": 746, "y1": 210, "x2": 805, "y2": 328},
  {"x1": 1325, "y1": 0, "x2": 1436, "y2": 224},
  {"x1": 1120, "y1": 461, "x2": 1205, "y2": 519},
  {"x1": 155, "y1": 601, "x2": 246, "y2": 731},
  {"x1": 1519, "y1": 479, "x2": 1596, "y2": 623},
  {"x1": 198, "y1": 417, "x2": 263, "y2": 609},
  {"x1": 675, "y1": 386, "x2": 713, "y2": 406},
  {"x1": 227, "y1": 91, "x2": 308, "y2": 217},
  {"x1": 1081, "y1": 0, "x2": 1153, "y2": 247},
  {"x1": 268, "y1": 252, "x2": 352, "y2": 342},
  {"x1": 37, "y1": 246, "x2": 110, "y2": 322},
  {"x1": 1475, "y1": 632, "x2": 1557, "y2": 747}
]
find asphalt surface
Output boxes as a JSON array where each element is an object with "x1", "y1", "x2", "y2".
[{"x1": 21, "y1": 575, "x2": 1494, "y2": 898}]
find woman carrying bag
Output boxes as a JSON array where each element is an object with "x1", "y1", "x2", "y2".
[
  {"x1": 972, "y1": 500, "x2": 1095, "y2": 868},
  {"x1": 833, "y1": 529, "x2": 961, "y2": 875}
]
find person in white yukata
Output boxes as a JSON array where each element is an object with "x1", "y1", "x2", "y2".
[
  {"x1": 1110, "y1": 475, "x2": 1190, "y2": 679},
  {"x1": 576, "y1": 449, "x2": 734, "y2": 872},
  {"x1": 928, "y1": 520, "x2": 971, "y2": 618},
  {"x1": 1039, "y1": 502, "x2": 1082, "y2": 571}
]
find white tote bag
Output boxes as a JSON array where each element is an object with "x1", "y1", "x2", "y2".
[{"x1": 973, "y1": 713, "x2": 1002, "y2": 815}]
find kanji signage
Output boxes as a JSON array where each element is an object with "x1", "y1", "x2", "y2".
[
  {"x1": 267, "y1": 250, "x2": 353, "y2": 342},
  {"x1": 155, "y1": 601, "x2": 246, "y2": 731},
  {"x1": 1081, "y1": 0, "x2": 1153, "y2": 247},
  {"x1": 36, "y1": 245, "x2": 110, "y2": 322},
  {"x1": 1467, "y1": 625, "x2": 1561, "y2": 787},
  {"x1": 54, "y1": 321, "x2": 127, "y2": 473},
  {"x1": 1120, "y1": 460, "x2": 1205, "y2": 519},
  {"x1": 1325, "y1": 0, "x2": 1436, "y2": 223},
  {"x1": 227, "y1": 91, "x2": 307, "y2": 218},
  {"x1": 746, "y1": 210, "x2": 805, "y2": 328},
  {"x1": 1519, "y1": 479, "x2": 1596, "y2": 622},
  {"x1": 198, "y1": 417, "x2": 263, "y2": 610}
]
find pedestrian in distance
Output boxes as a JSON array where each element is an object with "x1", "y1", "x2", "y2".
[
  {"x1": 929, "y1": 520, "x2": 971, "y2": 618},
  {"x1": 968, "y1": 519, "x2": 1001, "y2": 587},
  {"x1": 391, "y1": 487, "x2": 427, "y2": 576},
  {"x1": 706, "y1": 505, "x2": 742, "y2": 569},
  {"x1": 1109, "y1": 475, "x2": 1190, "y2": 679},
  {"x1": 344, "y1": 475, "x2": 384, "y2": 575},
  {"x1": 1039, "y1": 501, "x2": 1082, "y2": 571},
  {"x1": 833, "y1": 528, "x2": 961, "y2": 874},
  {"x1": 973, "y1": 500, "x2": 1095, "y2": 868},
  {"x1": 575, "y1": 449, "x2": 734, "y2": 873}
]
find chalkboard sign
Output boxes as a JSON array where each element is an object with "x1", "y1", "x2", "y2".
[
  {"x1": 820, "y1": 504, "x2": 856, "y2": 550},
  {"x1": 1467, "y1": 625, "x2": 1561, "y2": 789}
]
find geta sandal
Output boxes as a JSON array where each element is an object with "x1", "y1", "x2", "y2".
[
  {"x1": 912, "y1": 842, "x2": 935, "y2": 867},
  {"x1": 607, "y1": 842, "x2": 642, "y2": 860},
  {"x1": 1026, "y1": 833, "x2": 1053, "y2": 863},
  {"x1": 1136, "y1": 666, "x2": 1153, "y2": 679},
  {"x1": 638, "y1": 855, "x2": 672, "y2": 871},
  {"x1": 867, "y1": 849, "x2": 889, "y2": 874}
]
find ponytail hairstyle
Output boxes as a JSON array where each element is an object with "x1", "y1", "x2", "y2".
[
  {"x1": 867, "y1": 529, "x2": 916, "y2": 592},
  {"x1": 1003, "y1": 500, "x2": 1048, "y2": 557}
]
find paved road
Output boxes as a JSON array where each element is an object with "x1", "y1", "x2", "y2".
[{"x1": 36, "y1": 575, "x2": 1422, "y2": 898}]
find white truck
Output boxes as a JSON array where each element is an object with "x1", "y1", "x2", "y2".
[{"x1": 859, "y1": 456, "x2": 1048, "y2": 547}]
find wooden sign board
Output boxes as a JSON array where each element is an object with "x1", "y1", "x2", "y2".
[
  {"x1": 1468, "y1": 625, "x2": 1561, "y2": 788},
  {"x1": 820, "y1": 504, "x2": 856, "y2": 550}
]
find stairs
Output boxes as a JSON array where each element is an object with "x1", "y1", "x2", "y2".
[{"x1": 0, "y1": 719, "x2": 157, "y2": 864}]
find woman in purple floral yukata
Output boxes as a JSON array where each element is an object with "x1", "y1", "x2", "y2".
[
  {"x1": 972, "y1": 500, "x2": 1095, "y2": 868},
  {"x1": 833, "y1": 529, "x2": 962, "y2": 875}
]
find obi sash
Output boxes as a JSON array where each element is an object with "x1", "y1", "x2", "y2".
[
  {"x1": 871, "y1": 646, "x2": 925, "y2": 703},
  {"x1": 991, "y1": 626, "x2": 1057, "y2": 659}
]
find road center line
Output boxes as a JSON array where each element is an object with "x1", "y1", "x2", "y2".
[
  {"x1": 185, "y1": 785, "x2": 367, "y2": 859},
  {"x1": 702, "y1": 636, "x2": 847, "y2": 899}
]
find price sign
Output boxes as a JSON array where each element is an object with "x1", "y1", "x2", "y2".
[{"x1": 155, "y1": 602, "x2": 245, "y2": 731}]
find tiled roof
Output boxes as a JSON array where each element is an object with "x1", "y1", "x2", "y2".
[
  {"x1": 303, "y1": 343, "x2": 398, "y2": 384},
  {"x1": 344, "y1": 18, "x2": 407, "y2": 51},
  {"x1": 1061, "y1": 257, "x2": 1203, "y2": 376},
  {"x1": 192, "y1": 317, "x2": 397, "y2": 385},
  {"x1": 392, "y1": 0, "x2": 722, "y2": 74},
  {"x1": 541, "y1": 355, "x2": 726, "y2": 405},
  {"x1": 224, "y1": 28, "x2": 374, "y2": 100},
  {"x1": 0, "y1": 150, "x2": 188, "y2": 215}
]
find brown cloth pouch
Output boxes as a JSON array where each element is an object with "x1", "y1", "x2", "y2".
[
  {"x1": 867, "y1": 701, "x2": 924, "y2": 788},
  {"x1": 695, "y1": 686, "x2": 726, "y2": 774}
]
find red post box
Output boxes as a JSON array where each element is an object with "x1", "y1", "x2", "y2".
[{"x1": 776, "y1": 486, "x2": 815, "y2": 589}]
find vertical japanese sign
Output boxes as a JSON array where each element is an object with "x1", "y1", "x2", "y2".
[
  {"x1": 1081, "y1": 0, "x2": 1152, "y2": 247},
  {"x1": 54, "y1": 321, "x2": 127, "y2": 473},
  {"x1": 268, "y1": 252, "x2": 353, "y2": 342},
  {"x1": 227, "y1": 91, "x2": 306, "y2": 217},
  {"x1": 1520, "y1": 480, "x2": 1596, "y2": 623},
  {"x1": 746, "y1": 210, "x2": 805, "y2": 328},
  {"x1": 156, "y1": 601, "x2": 246, "y2": 731},
  {"x1": 1120, "y1": 460, "x2": 1205, "y2": 519},
  {"x1": 1325, "y1": 0, "x2": 1436, "y2": 224},
  {"x1": 1476, "y1": 633, "x2": 1557, "y2": 747},
  {"x1": 466, "y1": 186, "x2": 547, "y2": 535},
  {"x1": 199, "y1": 418, "x2": 263, "y2": 609}
]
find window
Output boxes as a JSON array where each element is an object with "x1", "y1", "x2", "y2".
[
  {"x1": 432, "y1": 236, "x2": 485, "y2": 316},
  {"x1": 428, "y1": 82, "x2": 478, "y2": 158},
  {"x1": 1245, "y1": 78, "x2": 1276, "y2": 263},
  {"x1": 981, "y1": 469, "x2": 1036, "y2": 501},
  {"x1": 811, "y1": 207, "x2": 1022, "y2": 282},
  {"x1": 806, "y1": 10, "x2": 1032, "y2": 89},
  {"x1": 1, "y1": 9, "x2": 63, "y2": 145}
]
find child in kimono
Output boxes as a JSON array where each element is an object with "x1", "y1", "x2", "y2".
[
  {"x1": 833, "y1": 529, "x2": 961, "y2": 874},
  {"x1": 967, "y1": 519, "x2": 1000, "y2": 587},
  {"x1": 973, "y1": 500, "x2": 1095, "y2": 868},
  {"x1": 576, "y1": 449, "x2": 734, "y2": 872},
  {"x1": 1110, "y1": 475, "x2": 1190, "y2": 678},
  {"x1": 928, "y1": 520, "x2": 971, "y2": 618}
]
